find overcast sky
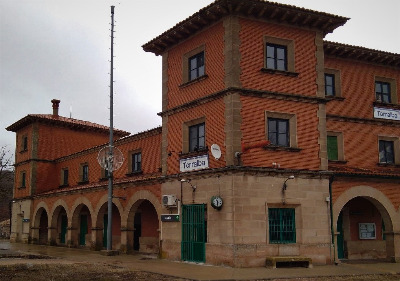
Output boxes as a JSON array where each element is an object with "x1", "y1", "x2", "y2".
[{"x1": 1, "y1": 0, "x2": 399, "y2": 162}]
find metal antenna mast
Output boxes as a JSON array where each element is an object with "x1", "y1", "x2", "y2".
[{"x1": 107, "y1": 5, "x2": 115, "y2": 252}]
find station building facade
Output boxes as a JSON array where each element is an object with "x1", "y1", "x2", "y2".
[{"x1": 7, "y1": 0, "x2": 400, "y2": 267}]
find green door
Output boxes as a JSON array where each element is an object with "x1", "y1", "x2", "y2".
[
  {"x1": 337, "y1": 212, "x2": 344, "y2": 259},
  {"x1": 103, "y1": 214, "x2": 108, "y2": 248},
  {"x1": 79, "y1": 215, "x2": 88, "y2": 246},
  {"x1": 181, "y1": 204, "x2": 206, "y2": 263},
  {"x1": 60, "y1": 215, "x2": 67, "y2": 244}
]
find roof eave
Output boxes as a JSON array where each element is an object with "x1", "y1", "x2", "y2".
[{"x1": 142, "y1": 0, "x2": 349, "y2": 55}]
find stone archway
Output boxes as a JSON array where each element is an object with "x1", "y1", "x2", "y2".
[
  {"x1": 32, "y1": 202, "x2": 50, "y2": 244},
  {"x1": 333, "y1": 185, "x2": 398, "y2": 262},
  {"x1": 49, "y1": 200, "x2": 69, "y2": 246},
  {"x1": 70, "y1": 198, "x2": 94, "y2": 248},
  {"x1": 123, "y1": 190, "x2": 161, "y2": 254}
]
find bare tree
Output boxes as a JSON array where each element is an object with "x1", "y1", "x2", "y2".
[{"x1": 0, "y1": 145, "x2": 14, "y2": 222}]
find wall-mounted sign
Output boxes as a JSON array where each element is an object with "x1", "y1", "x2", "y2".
[
  {"x1": 359, "y1": 223, "x2": 376, "y2": 240},
  {"x1": 211, "y1": 144, "x2": 222, "y2": 160},
  {"x1": 180, "y1": 154, "x2": 209, "y2": 172},
  {"x1": 374, "y1": 107, "x2": 400, "y2": 121},
  {"x1": 161, "y1": 214, "x2": 180, "y2": 222}
]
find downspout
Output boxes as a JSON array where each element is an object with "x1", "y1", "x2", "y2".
[{"x1": 329, "y1": 176, "x2": 337, "y2": 264}]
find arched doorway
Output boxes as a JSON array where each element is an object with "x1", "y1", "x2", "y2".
[
  {"x1": 96, "y1": 202, "x2": 121, "y2": 250},
  {"x1": 71, "y1": 204, "x2": 92, "y2": 247},
  {"x1": 128, "y1": 200, "x2": 159, "y2": 254},
  {"x1": 50, "y1": 205, "x2": 68, "y2": 245},
  {"x1": 38, "y1": 209, "x2": 48, "y2": 244},
  {"x1": 336, "y1": 196, "x2": 393, "y2": 261}
]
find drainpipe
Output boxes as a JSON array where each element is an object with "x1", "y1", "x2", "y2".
[{"x1": 329, "y1": 176, "x2": 337, "y2": 264}]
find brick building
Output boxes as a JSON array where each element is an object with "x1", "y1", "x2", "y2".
[{"x1": 6, "y1": 0, "x2": 400, "y2": 267}]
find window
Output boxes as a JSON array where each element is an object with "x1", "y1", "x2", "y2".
[
  {"x1": 132, "y1": 152, "x2": 142, "y2": 173},
  {"x1": 269, "y1": 208, "x2": 296, "y2": 244},
  {"x1": 327, "y1": 136, "x2": 338, "y2": 161},
  {"x1": 265, "y1": 111, "x2": 297, "y2": 149},
  {"x1": 61, "y1": 168, "x2": 69, "y2": 186},
  {"x1": 379, "y1": 140, "x2": 394, "y2": 164},
  {"x1": 80, "y1": 164, "x2": 89, "y2": 183},
  {"x1": 189, "y1": 123, "x2": 205, "y2": 152},
  {"x1": 20, "y1": 135, "x2": 28, "y2": 152},
  {"x1": 375, "y1": 81, "x2": 391, "y2": 103},
  {"x1": 268, "y1": 118, "x2": 289, "y2": 147},
  {"x1": 325, "y1": 74, "x2": 335, "y2": 96},
  {"x1": 324, "y1": 69, "x2": 341, "y2": 97},
  {"x1": 189, "y1": 52, "x2": 205, "y2": 81},
  {"x1": 327, "y1": 132, "x2": 345, "y2": 162},
  {"x1": 263, "y1": 36, "x2": 295, "y2": 74},
  {"x1": 20, "y1": 171, "x2": 26, "y2": 188},
  {"x1": 266, "y1": 43, "x2": 287, "y2": 71}
]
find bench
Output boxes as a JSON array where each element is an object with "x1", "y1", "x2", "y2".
[{"x1": 265, "y1": 256, "x2": 313, "y2": 268}]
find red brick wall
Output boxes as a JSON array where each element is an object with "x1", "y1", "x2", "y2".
[
  {"x1": 166, "y1": 22, "x2": 225, "y2": 109},
  {"x1": 37, "y1": 124, "x2": 110, "y2": 160},
  {"x1": 240, "y1": 96, "x2": 321, "y2": 170},
  {"x1": 325, "y1": 57, "x2": 400, "y2": 117},
  {"x1": 332, "y1": 178, "x2": 400, "y2": 211},
  {"x1": 239, "y1": 18, "x2": 318, "y2": 96},
  {"x1": 166, "y1": 99, "x2": 226, "y2": 175}
]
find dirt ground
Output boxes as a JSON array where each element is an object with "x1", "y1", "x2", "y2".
[{"x1": 0, "y1": 263, "x2": 399, "y2": 281}]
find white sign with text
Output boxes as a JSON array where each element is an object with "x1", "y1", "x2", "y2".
[
  {"x1": 180, "y1": 154, "x2": 209, "y2": 172},
  {"x1": 374, "y1": 107, "x2": 400, "y2": 121}
]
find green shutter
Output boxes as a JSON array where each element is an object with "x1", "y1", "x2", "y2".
[
  {"x1": 327, "y1": 136, "x2": 338, "y2": 161},
  {"x1": 181, "y1": 204, "x2": 206, "y2": 262},
  {"x1": 269, "y1": 208, "x2": 296, "y2": 244}
]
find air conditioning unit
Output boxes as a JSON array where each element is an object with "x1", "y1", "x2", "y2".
[{"x1": 162, "y1": 195, "x2": 177, "y2": 207}]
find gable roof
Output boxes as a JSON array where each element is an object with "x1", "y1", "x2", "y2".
[
  {"x1": 142, "y1": 0, "x2": 349, "y2": 55},
  {"x1": 6, "y1": 114, "x2": 130, "y2": 137}
]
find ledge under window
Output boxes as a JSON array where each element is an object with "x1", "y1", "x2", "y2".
[
  {"x1": 179, "y1": 74, "x2": 209, "y2": 88},
  {"x1": 261, "y1": 68, "x2": 299, "y2": 77},
  {"x1": 328, "y1": 160, "x2": 348, "y2": 164},
  {"x1": 325, "y1": 96, "x2": 345, "y2": 101},
  {"x1": 377, "y1": 163, "x2": 399, "y2": 168},
  {"x1": 263, "y1": 145, "x2": 301, "y2": 152},
  {"x1": 18, "y1": 186, "x2": 26, "y2": 189},
  {"x1": 59, "y1": 184, "x2": 69, "y2": 189},
  {"x1": 179, "y1": 147, "x2": 209, "y2": 159},
  {"x1": 126, "y1": 171, "x2": 143, "y2": 177},
  {"x1": 77, "y1": 181, "x2": 89, "y2": 185}
]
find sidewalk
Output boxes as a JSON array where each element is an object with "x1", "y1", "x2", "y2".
[{"x1": 1, "y1": 240, "x2": 399, "y2": 281}]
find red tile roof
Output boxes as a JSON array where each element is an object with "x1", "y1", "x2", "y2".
[{"x1": 6, "y1": 114, "x2": 130, "y2": 137}]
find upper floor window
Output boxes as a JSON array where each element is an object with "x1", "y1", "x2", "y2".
[
  {"x1": 268, "y1": 118, "x2": 289, "y2": 147},
  {"x1": 379, "y1": 140, "x2": 394, "y2": 164},
  {"x1": 263, "y1": 36, "x2": 295, "y2": 75},
  {"x1": 375, "y1": 81, "x2": 391, "y2": 103},
  {"x1": 189, "y1": 51, "x2": 205, "y2": 81},
  {"x1": 20, "y1": 135, "x2": 28, "y2": 152},
  {"x1": 189, "y1": 122, "x2": 205, "y2": 152},
  {"x1": 132, "y1": 152, "x2": 142, "y2": 173},
  {"x1": 20, "y1": 171, "x2": 26, "y2": 188},
  {"x1": 325, "y1": 74, "x2": 335, "y2": 96},
  {"x1": 61, "y1": 168, "x2": 69, "y2": 186},
  {"x1": 327, "y1": 132, "x2": 345, "y2": 162},
  {"x1": 266, "y1": 43, "x2": 287, "y2": 71},
  {"x1": 327, "y1": 135, "x2": 338, "y2": 161},
  {"x1": 80, "y1": 164, "x2": 89, "y2": 183}
]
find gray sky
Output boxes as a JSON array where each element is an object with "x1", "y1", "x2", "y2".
[{"x1": 1, "y1": 0, "x2": 399, "y2": 162}]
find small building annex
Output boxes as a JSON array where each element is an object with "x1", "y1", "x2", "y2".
[{"x1": 7, "y1": 0, "x2": 400, "y2": 267}]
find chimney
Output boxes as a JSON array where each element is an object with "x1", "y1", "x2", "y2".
[{"x1": 51, "y1": 99, "x2": 60, "y2": 116}]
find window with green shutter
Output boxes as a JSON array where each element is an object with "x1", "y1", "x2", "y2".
[{"x1": 327, "y1": 136, "x2": 338, "y2": 161}]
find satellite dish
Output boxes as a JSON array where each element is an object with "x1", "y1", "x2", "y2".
[
  {"x1": 97, "y1": 146, "x2": 124, "y2": 172},
  {"x1": 210, "y1": 144, "x2": 221, "y2": 160}
]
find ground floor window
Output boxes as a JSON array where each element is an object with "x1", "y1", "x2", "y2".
[{"x1": 268, "y1": 208, "x2": 296, "y2": 244}]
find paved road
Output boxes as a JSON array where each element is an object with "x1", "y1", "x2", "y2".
[{"x1": 1, "y1": 240, "x2": 399, "y2": 281}]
